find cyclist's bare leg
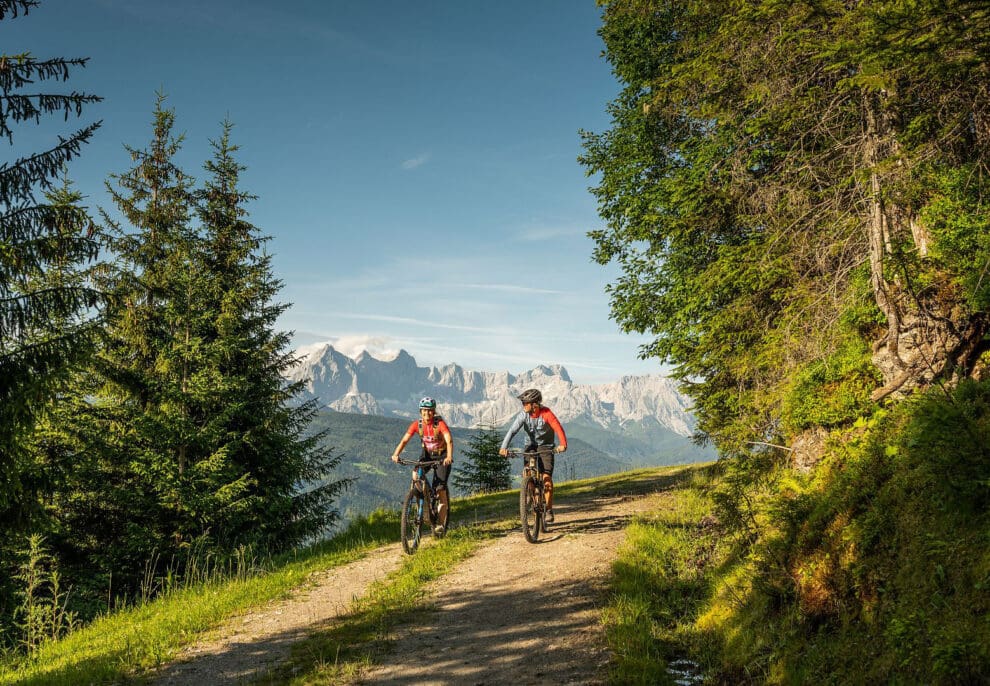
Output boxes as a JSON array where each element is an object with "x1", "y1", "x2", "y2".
[
  {"x1": 436, "y1": 486, "x2": 449, "y2": 527},
  {"x1": 542, "y1": 473, "x2": 554, "y2": 510}
]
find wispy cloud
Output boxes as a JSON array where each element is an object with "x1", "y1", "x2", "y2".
[
  {"x1": 514, "y1": 226, "x2": 585, "y2": 242},
  {"x1": 334, "y1": 312, "x2": 507, "y2": 335},
  {"x1": 401, "y1": 153, "x2": 431, "y2": 170},
  {"x1": 460, "y1": 283, "x2": 565, "y2": 296}
]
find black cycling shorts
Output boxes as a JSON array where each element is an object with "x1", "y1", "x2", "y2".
[
  {"x1": 420, "y1": 448, "x2": 451, "y2": 489},
  {"x1": 525, "y1": 444, "x2": 555, "y2": 477}
]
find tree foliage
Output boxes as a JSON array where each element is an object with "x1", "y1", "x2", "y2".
[
  {"x1": 0, "y1": 1, "x2": 347, "y2": 648},
  {"x1": 581, "y1": 0, "x2": 990, "y2": 458},
  {"x1": 191, "y1": 121, "x2": 347, "y2": 549},
  {"x1": 453, "y1": 421, "x2": 511, "y2": 494},
  {"x1": 0, "y1": 0, "x2": 105, "y2": 642},
  {"x1": 49, "y1": 100, "x2": 347, "y2": 600}
]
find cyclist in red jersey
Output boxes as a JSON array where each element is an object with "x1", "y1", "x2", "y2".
[
  {"x1": 499, "y1": 388, "x2": 567, "y2": 523},
  {"x1": 392, "y1": 397, "x2": 453, "y2": 533}
]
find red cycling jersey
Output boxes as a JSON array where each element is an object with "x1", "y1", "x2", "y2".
[{"x1": 405, "y1": 417, "x2": 451, "y2": 454}]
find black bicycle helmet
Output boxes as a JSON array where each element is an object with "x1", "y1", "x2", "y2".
[{"x1": 517, "y1": 388, "x2": 542, "y2": 404}]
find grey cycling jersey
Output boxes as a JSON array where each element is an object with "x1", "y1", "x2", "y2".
[{"x1": 500, "y1": 407, "x2": 566, "y2": 451}]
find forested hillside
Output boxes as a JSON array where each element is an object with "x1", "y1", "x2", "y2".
[{"x1": 582, "y1": 0, "x2": 990, "y2": 682}]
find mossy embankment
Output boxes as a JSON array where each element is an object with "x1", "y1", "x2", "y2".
[{"x1": 604, "y1": 380, "x2": 990, "y2": 685}]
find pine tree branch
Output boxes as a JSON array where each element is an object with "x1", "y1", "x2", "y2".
[
  {"x1": 0, "y1": 93, "x2": 102, "y2": 137},
  {"x1": 0, "y1": 122, "x2": 100, "y2": 202},
  {"x1": 0, "y1": 0, "x2": 38, "y2": 22},
  {"x1": 0, "y1": 55, "x2": 89, "y2": 92}
]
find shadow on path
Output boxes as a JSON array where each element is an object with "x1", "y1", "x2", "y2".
[{"x1": 150, "y1": 466, "x2": 690, "y2": 685}]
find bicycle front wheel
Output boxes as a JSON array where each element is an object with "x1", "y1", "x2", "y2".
[
  {"x1": 520, "y1": 477, "x2": 541, "y2": 543},
  {"x1": 401, "y1": 489, "x2": 425, "y2": 554}
]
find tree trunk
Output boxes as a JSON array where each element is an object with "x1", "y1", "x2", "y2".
[{"x1": 863, "y1": 92, "x2": 985, "y2": 401}]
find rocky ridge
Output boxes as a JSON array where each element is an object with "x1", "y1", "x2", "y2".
[{"x1": 287, "y1": 343, "x2": 695, "y2": 437}]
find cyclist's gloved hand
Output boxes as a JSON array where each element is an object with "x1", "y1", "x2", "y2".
[
  {"x1": 391, "y1": 453, "x2": 400, "y2": 463},
  {"x1": 499, "y1": 448, "x2": 508, "y2": 457},
  {"x1": 556, "y1": 445, "x2": 566, "y2": 453},
  {"x1": 444, "y1": 455, "x2": 452, "y2": 466}
]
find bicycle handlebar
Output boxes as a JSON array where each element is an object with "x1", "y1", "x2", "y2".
[
  {"x1": 396, "y1": 458, "x2": 445, "y2": 467},
  {"x1": 504, "y1": 447, "x2": 556, "y2": 457}
]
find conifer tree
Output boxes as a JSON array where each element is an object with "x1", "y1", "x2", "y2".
[
  {"x1": 62, "y1": 94, "x2": 198, "y2": 584},
  {"x1": 453, "y1": 421, "x2": 510, "y2": 494},
  {"x1": 191, "y1": 121, "x2": 346, "y2": 549},
  {"x1": 0, "y1": 0, "x2": 104, "y2": 638}
]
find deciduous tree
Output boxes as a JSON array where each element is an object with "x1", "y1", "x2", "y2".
[{"x1": 581, "y1": 0, "x2": 990, "y2": 462}]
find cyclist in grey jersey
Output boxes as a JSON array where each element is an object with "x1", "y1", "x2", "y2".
[{"x1": 499, "y1": 388, "x2": 567, "y2": 522}]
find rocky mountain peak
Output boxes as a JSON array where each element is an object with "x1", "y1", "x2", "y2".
[{"x1": 287, "y1": 343, "x2": 695, "y2": 437}]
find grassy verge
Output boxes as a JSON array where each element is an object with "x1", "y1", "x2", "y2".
[
  {"x1": 0, "y1": 511, "x2": 400, "y2": 686},
  {"x1": 603, "y1": 382, "x2": 990, "y2": 685},
  {"x1": 601, "y1": 464, "x2": 725, "y2": 685},
  {"x1": 259, "y1": 465, "x2": 694, "y2": 685},
  {"x1": 0, "y1": 475, "x2": 533, "y2": 686}
]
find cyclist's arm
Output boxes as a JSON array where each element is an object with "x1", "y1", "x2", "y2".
[
  {"x1": 439, "y1": 420, "x2": 454, "y2": 465},
  {"x1": 545, "y1": 408, "x2": 567, "y2": 452},
  {"x1": 392, "y1": 422, "x2": 418, "y2": 462},
  {"x1": 499, "y1": 412, "x2": 525, "y2": 455}
]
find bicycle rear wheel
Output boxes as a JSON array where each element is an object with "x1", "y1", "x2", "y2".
[
  {"x1": 401, "y1": 489, "x2": 425, "y2": 554},
  {"x1": 520, "y1": 477, "x2": 542, "y2": 543}
]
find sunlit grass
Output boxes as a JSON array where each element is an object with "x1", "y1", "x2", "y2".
[
  {"x1": 601, "y1": 464, "x2": 726, "y2": 685},
  {"x1": 258, "y1": 467, "x2": 691, "y2": 684},
  {"x1": 0, "y1": 511, "x2": 400, "y2": 686},
  {"x1": 0, "y1": 464, "x2": 698, "y2": 686},
  {"x1": 258, "y1": 522, "x2": 512, "y2": 685}
]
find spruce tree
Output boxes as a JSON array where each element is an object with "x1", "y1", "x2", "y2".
[
  {"x1": 0, "y1": 0, "x2": 104, "y2": 639},
  {"x1": 192, "y1": 121, "x2": 346, "y2": 549},
  {"x1": 62, "y1": 94, "x2": 198, "y2": 587},
  {"x1": 453, "y1": 421, "x2": 510, "y2": 494}
]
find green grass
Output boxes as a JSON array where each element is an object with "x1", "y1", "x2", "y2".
[
  {"x1": 258, "y1": 465, "x2": 697, "y2": 685},
  {"x1": 256, "y1": 521, "x2": 512, "y2": 685},
  {"x1": 0, "y1": 464, "x2": 699, "y2": 686},
  {"x1": 601, "y1": 464, "x2": 725, "y2": 685},
  {"x1": 0, "y1": 511, "x2": 399, "y2": 686},
  {"x1": 602, "y1": 381, "x2": 990, "y2": 685},
  {"x1": 0, "y1": 476, "x2": 521, "y2": 686}
]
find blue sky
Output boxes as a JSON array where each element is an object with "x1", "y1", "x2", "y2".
[{"x1": 10, "y1": 0, "x2": 661, "y2": 384}]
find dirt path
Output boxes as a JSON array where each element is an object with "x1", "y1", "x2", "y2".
[
  {"x1": 352, "y1": 481, "x2": 671, "y2": 685},
  {"x1": 151, "y1": 545, "x2": 406, "y2": 685},
  {"x1": 151, "y1": 470, "x2": 678, "y2": 685}
]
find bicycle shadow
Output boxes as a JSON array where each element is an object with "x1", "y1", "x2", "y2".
[{"x1": 517, "y1": 501, "x2": 643, "y2": 543}]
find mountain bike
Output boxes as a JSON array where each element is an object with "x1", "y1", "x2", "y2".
[
  {"x1": 396, "y1": 458, "x2": 446, "y2": 554},
  {"x1": 506, "y1": 447, "x2": 553, "y2": 543}
]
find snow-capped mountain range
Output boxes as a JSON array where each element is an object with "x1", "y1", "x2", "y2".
[{"x1": 287, "y1": 342, "x2": 696, "y2": 438}]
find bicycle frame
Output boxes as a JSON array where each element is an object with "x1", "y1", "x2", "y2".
[
  {"x1": 397, "y1": 458, "x2": 444, "y2": 554},
  {"x1": 506, "y1": 447, "x2": 553, "y2": 543}
]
